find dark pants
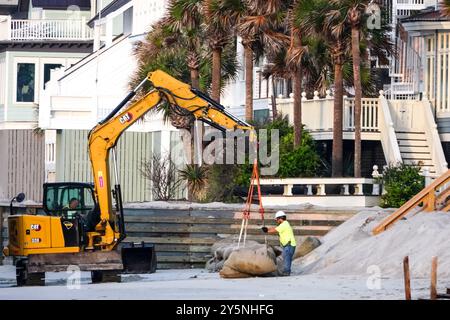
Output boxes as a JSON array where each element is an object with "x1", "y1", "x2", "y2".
[{"x1": 282, "y1": 245, "x2": 296, "y2": 275}]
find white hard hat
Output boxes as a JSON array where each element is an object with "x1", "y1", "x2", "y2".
[{"x1": 275, "y1": 211, "x2": 286, "y2": 219}]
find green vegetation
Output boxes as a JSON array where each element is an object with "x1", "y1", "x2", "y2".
[
  {"x1": 204, "y1": 117, "x2": 322, "y2": 202},
  {"x1": 380, "y1": 163, "x2": 425, "y2": 208}
]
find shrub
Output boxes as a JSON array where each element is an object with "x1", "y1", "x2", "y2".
[
  {"x1": 140, "y1": 154, "x2": 183, "y2": 201},
  {"x1": 380, "y1": 163, "x2": 425, "y2": 208},
  {"x1": 178, "y1": 165, "x2": 209, "y2": 202},
  {"x1": 203, "y1": 164, "x2": 243, "y2": 203},
  {"x1": 236, "y1": 117, "x2": 321, "y2": 183},
  {"x1": 203, "y1": 117, "x2": 322, "y2": 202}
]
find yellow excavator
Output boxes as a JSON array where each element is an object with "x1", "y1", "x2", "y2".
[{"x1": 3, "y1": 70, "x2": 254, "y2": 286}]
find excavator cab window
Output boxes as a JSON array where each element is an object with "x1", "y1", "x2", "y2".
[{"x1": 43, "y1": 183, "x2": 96, "y2": 219}]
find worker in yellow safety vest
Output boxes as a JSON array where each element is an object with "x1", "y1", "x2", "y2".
[{"x1": 261, "y1": 210, "x2": 297, "y2": 276}]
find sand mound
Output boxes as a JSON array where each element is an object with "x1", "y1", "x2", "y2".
[{"x1": 293, "y1": 209, "x2": 450, "y2": 278}]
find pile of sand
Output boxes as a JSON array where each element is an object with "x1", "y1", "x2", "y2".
[{"x1": 293, "y1": 209, "x2": 450, "y2": 278}]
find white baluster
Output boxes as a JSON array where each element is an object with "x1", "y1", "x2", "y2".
[
  {"x1": 372, "y1": 165, "x2": 381, "y2": 196},
  {"x1": 343, "y1": 184, "x2": 350, "y2": 196},
  {"x1": 283, "y1": 184, "x2": 293, "y2": 196},
  {"x1": 313, "y1": 91, "x2": 320, "y2": 100},
  {"x1": 317, "y1": 184, "x2": 326, "y2": 196}
]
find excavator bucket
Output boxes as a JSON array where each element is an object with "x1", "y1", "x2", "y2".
[{"x1": 121, "y1": 242, "x2": 157, "y2": 273}]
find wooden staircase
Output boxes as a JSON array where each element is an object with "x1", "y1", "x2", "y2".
[
  {"x1": 396, "y1": 131, "x2": 436, "y2": 175},
  {"x1": 373, "y1": 169, "x2": 450, "y2": 235}
]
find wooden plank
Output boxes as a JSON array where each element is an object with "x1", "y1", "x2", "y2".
[
  {"x1": 126, "y1": 237, "x2": 219, "y2": 245},
  {"x1": 431, "y1": 256, "x2": 438, "y2": 300},
  {"x1": 125, "y1": 224, "x2": 333, "y2": 234},
  {"x1": 128, "y1": 228, "x2": 328, "y2": 238},
  {"x1": 156, "y1": 263, "x2": 204, "y2": 269},
  {"x1": 156, "y1": 256, "x2": 208, "y2": 263},
  {"x1": 153, "y1": 245, "x2": 211, "y2": 253},
  {"x1": 124, "y1": 215, "x2": 350, "y2": 224},
  {"x1": 403, "y1": 256, "x2": 411, "y2": 300}
]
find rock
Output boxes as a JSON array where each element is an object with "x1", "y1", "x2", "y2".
[{"x1": 294, "y1": 236, "x2": 322, "y2": 260}]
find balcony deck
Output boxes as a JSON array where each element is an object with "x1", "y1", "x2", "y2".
[{"x1": 0, "y1": 17, "x2": 93, "y2": 42}]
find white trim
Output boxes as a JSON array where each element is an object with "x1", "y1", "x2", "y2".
[
  {"x1": 94, "y1": 1, "x2": 133, "y2": 26},
  {"x1": 4, "y1": 51, "x2": 9, "y2": 121},
  {"x1": 439, "y1": 133, "x2": 450, "y2": 141},
  {"x1": 0, "y1": 121, "x2": 37, "y2": 130},
  {"x1": 437, "y1": 112, "x2": 450, "y2": 118},
  {"x1": 402, "y1": 21, "x2": 450, "y2": 32}
]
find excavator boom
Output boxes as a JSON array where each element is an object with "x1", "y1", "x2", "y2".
[{"x1": 87, "y1": 70, "x2": 254, "y2": 251}]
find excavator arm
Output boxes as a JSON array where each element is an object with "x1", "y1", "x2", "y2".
[{"x1": 87, "y1": 70, "x2": 254, "y2": 250}]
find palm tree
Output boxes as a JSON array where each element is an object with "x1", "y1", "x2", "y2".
[
  {"x1": 165, "y1": 0, "x2": 204, "y2": 89},
  {"x1": 220, "y1": 0, "x2": 283, "y2": 122},
  {"x1": 288, "y1": 0, "x2": 309, "y2": 147},
  {"x1": 293, "y1": 0, "x2": 346, "y2": 176},
  {"x1": 331, "y1": 0, "x2": 393, "y2": 177},
  {"x1": 443, "y1": 1, "x2": 450, "y2": 16},
  {"x1": 329, "y1": 0, "x2": 367, "y2": 178},
  {"x1": 178, "y1": 164, "x2": 209, "y2": 201},
  {"x1": 203, "y1": 0, "x2": 234, "y2": 102}
]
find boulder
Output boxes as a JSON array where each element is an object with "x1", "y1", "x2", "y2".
[{"x1": 294, "y1": 236, "x2": 322, "y2": 260}]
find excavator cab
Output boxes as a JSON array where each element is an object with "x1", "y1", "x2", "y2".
[
  {"x1": 42, "y1": 182, "x2": 156, "y2": 275},
  {"x1": 43, "y1": 183, "x2": 99, "y2": 232}
]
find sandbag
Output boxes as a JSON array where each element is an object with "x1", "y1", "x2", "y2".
[
  {"x1": 206, "y1": 257, "x2": 225, "y2": 272},
  {"x1": 222, "y1": 244, "x2": 277, "y2": 276},
  {"x1": 206, "y1": 239, "x2": 260, "y2": 272},
  {"x1": 219, "y1": 265, "x2": 252, "y2": 279},
  {"x1": 294, "y1": 236, "x2": 321, "y2": 260}
]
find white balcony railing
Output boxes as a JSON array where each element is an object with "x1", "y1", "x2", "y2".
[
  {"x1": 275, "y1": 92, "x2": 380, "y2": 133},
  {"x1": 396, "y1": 0, "x2": 424, "y2": 5},
  {"x1": 0, "y1": 16, "x2": 93, "y2": 41}
]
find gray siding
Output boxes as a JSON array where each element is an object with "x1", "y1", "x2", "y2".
[
  {"x1": 437, "y1": 117, "x2": 450, "y2": 134},
  {"x1": 56, "y1": 130, "x2": 185, "y2": 202},
  {"x1": 0, "y1": 130, "x2": 45, "y2": 202}
]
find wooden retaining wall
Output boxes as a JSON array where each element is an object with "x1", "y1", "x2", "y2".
[
  {"x1": 1, "y1": 206, "x2": 358, "y2": 268},
  {"x1": 123, "y1": 207, "x2": 357, "y2": 269}
]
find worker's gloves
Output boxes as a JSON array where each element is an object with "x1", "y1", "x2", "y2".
[{"x1": 261, "y1": 227, "x2": 268, "y2": 233}]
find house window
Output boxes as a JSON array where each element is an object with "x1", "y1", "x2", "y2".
[
  {"x1": 16, "y1": 63, "x2": 35, "y2": 103},
  {"x1": 43, "y1": 64, "x2": 63, "y2": 89}
]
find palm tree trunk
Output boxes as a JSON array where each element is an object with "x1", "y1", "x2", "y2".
[
  {"x1": 188, "y1": 67, "x2": 200, "y2": 200},
  {"x1": 293, "y1": 68, "x2": 302, "y2": 147},
  {"x1": 190, "y1": 68, "x2": 200, "y2": 90},
  {"x1": 352, "y1": 26, "x2": 362, "y2": 178},
  {"x1": 211, "y1": 48, "x2": 222, "y2": 102},
  {"x1": 332, "y1": 56, "x2": 344, "y2": 177},
  {"x1": 271, "y1": 77, "x2": 278, "y2": 119},
  {"x1": 244, "y1": 44, "x2": 254, "y2": 122}
]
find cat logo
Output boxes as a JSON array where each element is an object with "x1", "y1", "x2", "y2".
[
  {"x1": 119, "y1": 112, "x2": 133, "y2": 124},
  {"x1": 63, "y1": 221, "x2": 74, "y2": 230}
]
